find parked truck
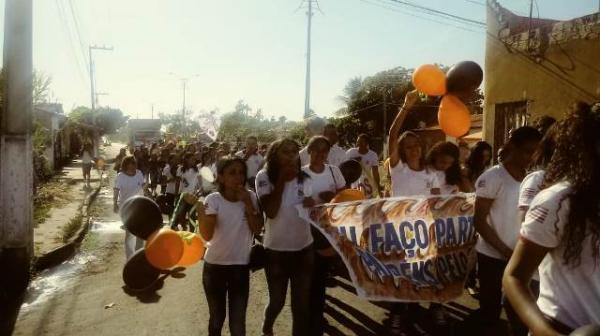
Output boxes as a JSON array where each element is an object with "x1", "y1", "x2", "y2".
[{"x1": 128, "y1": 119, "x2": 162, "y2": 148}]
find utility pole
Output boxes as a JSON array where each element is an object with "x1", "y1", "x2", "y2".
[
  {"x1": 182, "y1": 79, "x2": 187, "y2": 121},
  {"x1": 1, "y1": 0, "x2": 33, "y2": 333},
  {"x1": 303, "y1": 0, "x2": 313, "y2": 119},
  {"x1": 89, "y1": 45, "x2": 113, "y2": 111},
  {"x1": 151, "y1": 103, "x2": 155, "y2": 119},
  {"x1": 527, "y1": 0, "x2": 534, "y2": 51}
]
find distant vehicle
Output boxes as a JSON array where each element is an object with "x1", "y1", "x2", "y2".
[{"x1": 128, "y1": 119, "x2": 162, "y2": 148}]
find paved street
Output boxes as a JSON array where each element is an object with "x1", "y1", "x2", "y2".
[{"x1": 13, "y1": 154, "x2": 495, "y2": 336}]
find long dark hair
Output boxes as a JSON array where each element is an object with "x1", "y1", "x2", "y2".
[
  {"x1": 466, "y1": 141, "x2": 492, "y2": 182},
  {"x1": 531, "y1": 124, "x2": 557, "y2": 169},
  {"x1": 216, "y1": 156, "x2": 247, "y2": 193},
  {"x1": 544, "y1": 102, "x2": 600, "y2": 267},
  {"x1": 426, "y1": 141, "x2": 461, "y2": 186},
  {"x1": 181, "y1": 153, "x2": 198, "y2": 173},
  {"x1": 265, "y1": 138, "x2": 305, "y2": 185}
]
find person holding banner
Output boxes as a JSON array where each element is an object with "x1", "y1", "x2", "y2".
[
  {"x1": 473, "y1": 126, "x2": 541, "y2": 334},
  {"x1": 386, "y1": 90, "x2": 443, "y2": 331},
  {"x1": 301, "y1": 136, "x2": 347, "y2": 336},
  {"x1": 504, "y1": 102, "x2": 600, "y2": 335},
  {"x1": 255, "y1": 138, "x2": 314, "y2": 336}
]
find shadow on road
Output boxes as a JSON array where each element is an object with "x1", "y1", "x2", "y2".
[{"x1": 121, "y1": 267, "x2": 188, "y2": 304}]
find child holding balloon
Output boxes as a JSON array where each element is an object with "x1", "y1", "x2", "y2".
[
  {"x1": 196, "y1": 156, "x2": 263, "y2": 336},
  {"x1": 113, "y1": 156, "x2": 146, "y2": 259}
]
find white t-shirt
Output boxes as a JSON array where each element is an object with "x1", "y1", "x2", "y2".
[
  {"x1": 475, "y1": 164, "x2": 521, "y2": 260},
  {"x1": 345, "y1": 148, "x2": 379, "y2": 168},
  {"x1": 302, "y1": 164, "x2": 346, "y2": 204},
  {"x1": 300, "y1": 144, "x2": 348, "y2": 168},
  {"x1": 82, "y1": 151, "x2": 93, "y2": 164},
  {"x1": 115, "y1": 170, "x2": 145, "y2": 207},
  {"x1": 255, "y1": 169, "x2": 313, "y2": 251},
  {"x1": 203, "y1": 191, "x2": 258, "y2": 265},
  {"x1": 518, "y1": 170, "x2": 545, "y2": 209},
  {"x1": 299, "y1": 147, "x2": 310, "y2": 167},
  {"x1": 351, "y1": 161, "x2": 379, "y2": 199},
  {"x1": 389, "y1": 161, "x2": 440, "y2": 197},
  {"x1": 235, "y1": 150, "x2": 264, "y2": 180},
  {"x1": 521, "y1": 182, "x2": 600, "y2": 329},
  {"x1": 177, "y1": 166, "x2": 200, "y2": 194},
  {"x1": 435, "y1": 170, "x2": 459, "y2": 195},
  {"x1": 328, "y1": 144, "x2": 347, "y2": 167},
  {"x1": 162, "y1": 164, "x2": 177, "y2": 194}
]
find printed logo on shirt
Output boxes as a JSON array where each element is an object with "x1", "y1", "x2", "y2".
[
  {"x1": 522, "y1": 188, "x2": 537, "y2": 199},
  {"x1": 426, "y1": 180, "x2": 434, "y2": 189},
  {"x1": 527, "y1": 205, "x2": 549, "y2": 223},
  {"x1": 258, "y1": 180, "x2": 268, "y2": 188},
  {"x1": 477, "y1": 180, "x2": 486, "y2": 188}
]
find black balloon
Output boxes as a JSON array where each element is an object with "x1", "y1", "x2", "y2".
[
  {"x1": 122, "y1": 248, "x2": 160, "y2": 292},
  {"x1": 339, "y1": 160, "x2": 363, "y2": 186},
  {"x1": 445, "y1": 61, "x2": 483, "y2": 94},
  {"x1": 120, "y1": 196, "x2": 163, "y2": 240}
]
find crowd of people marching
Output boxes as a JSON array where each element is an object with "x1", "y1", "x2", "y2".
[{"x1": 111, "y1": 92, "x2": 600, "y2": 336}]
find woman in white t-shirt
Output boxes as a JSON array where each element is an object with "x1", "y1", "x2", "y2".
[
  {"x1": 387, "y1": 91, "x2": 440, "y2": 199},
  {"x1": 113, "y1": 156, "x2": 146, "y2": 259},
  {"x1": 255, "y1": 138, "x2": 314, "y2": 336},
  {"x1": 81, "y1": 143, "x2": 95, "y2": 188},
  {"x1": 196, "y1": 156, "x2": 262, "y2": 336},
  {"x1": 504, "y1": 102, "x2": 600, "y2": 335},
  {"x1": 301, "y1": 136, "x2": 346, "y2": 336},
  {"x1": 385, "y1": 90, "x2": 443, "y2": 330}
]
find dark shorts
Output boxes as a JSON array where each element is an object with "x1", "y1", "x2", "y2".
[{"x1": 82, "y1": 163, "x2": 93, "y2": 175}]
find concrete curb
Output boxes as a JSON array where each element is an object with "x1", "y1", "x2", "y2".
[{"x1": 33, "y1": 182, "x2": 103, "y2": 272}]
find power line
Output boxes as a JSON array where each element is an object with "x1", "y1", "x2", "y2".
[
  {"x1": 382, "y1": 0, "x2": 486, "y2": 27},
  {"x1": 360, "y1": 0, "x2": 484, "y2": 34},
  {"x1": 464, "y1": 0, "x2": 485, "y2": 6},
  {"x1": 67, "y1": 0, "x2": 87, "y2": 67},
  {"x1": 54, "y1": 0, "x2": 88, "y2": 86}
]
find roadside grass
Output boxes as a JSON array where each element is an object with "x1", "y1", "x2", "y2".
[
  {"x1": 33, "y1": 179, "x2": 74, "y2": 228},
  {"x1": 61, "y1": 213, "x2": 83, "y2": 243}
]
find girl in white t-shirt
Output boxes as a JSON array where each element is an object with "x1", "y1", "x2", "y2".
[
  {"x1": 254, "y1": 138, "x2": 314, "y2": 336},
  {"x1": 302, "y1": 136, "x2": 346, "y2": 336},
  {"x1": 113, "y1": 156, "x2": 146, "y2": 259},
  {"x1": 386, "y1": 90, "x2": 443, "y2": 330},
  {"x1": 426, "y1": 141, "x2": 470, "y2": 195},
  {"x1": 504, "y1": 102, "x2": 600, "y2": 335},
  {"x1": 196, "y1": 156, "x2": 262, "y2": 336}
]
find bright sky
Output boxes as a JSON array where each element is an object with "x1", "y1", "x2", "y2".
[{"x1": 0, "y1": 0, "x2": 597, "y2": 121}]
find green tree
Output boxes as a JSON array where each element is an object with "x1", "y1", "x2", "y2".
[{"x1": 69, "y1": 106, "x2": 128, "y2": 135}]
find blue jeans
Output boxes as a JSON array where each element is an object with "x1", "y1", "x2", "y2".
[
  {"x1": 202, "y1": 262, "x2": 250, "y2": 336},
  {"x1": 262, "y1": 245, "x2": 314, "y2": 336}
]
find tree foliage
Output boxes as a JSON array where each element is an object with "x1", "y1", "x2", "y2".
[
  {"x1": 218, "y1": 99, "x2": 304, "y2": 144},
  {"x1": 69, "y1": 106, "x2": 128, "y2": 135}
]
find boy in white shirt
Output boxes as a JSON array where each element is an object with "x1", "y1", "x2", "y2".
[
  {"x1": 235, "y1": 135, "x2": 264, "y2": 190},
  {"x1": 345, "y1": 134, "x2": 381, "y2": 197}
]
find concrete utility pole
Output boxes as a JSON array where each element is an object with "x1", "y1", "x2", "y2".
[
  {"x1": 89, "y1": 45, "x2": 113, "y2": 111},
  {"x1": 303, "y1": 0, "x2": 313, "y2": 119},
  {"x1": 0, "y1": 0, "x2": 33, "y2": 333}
]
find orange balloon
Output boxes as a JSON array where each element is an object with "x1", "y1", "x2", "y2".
[
  {"x1": 177, "y1": 231, "x2": 205, "y2": 266},
  {"x1": 412, "y1": 64, "x2": 447, "y2": 96},
  {"x1": 331, "y1": 189, "x2": 366, "y2": 203},
  {"x1": 145, "y1": 227, "x2": 185, "y2": 270},
  {"x1": 438, "y1": 95, "x2": 471, "y2": 138}
]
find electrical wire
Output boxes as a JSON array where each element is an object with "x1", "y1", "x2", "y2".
[
  {"x1": 382, "y1": 0, "x2": 486, "y2": 27},
  {"x1": 360, "y1": 0, "x2": 484, "y2": 34},
  {"x1": 55, "y1": 0, "x2": 88, "y2": 86}
]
